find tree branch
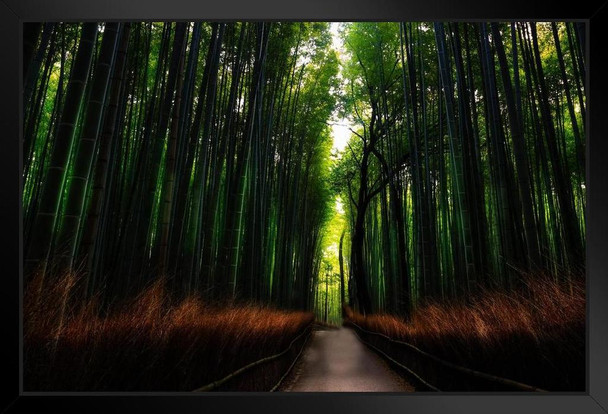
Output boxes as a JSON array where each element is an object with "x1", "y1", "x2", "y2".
[
  {"x1": 346, "y1": 173, "x2": 358, "y2": 209},
  {"x1": 347, "y1": 142, "x2": 362, "y2": 168},
  {"x1": 364, "y1": 152, "x2": 410, "y2": 208}
]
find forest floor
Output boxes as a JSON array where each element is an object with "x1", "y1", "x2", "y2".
[
  {"x1": 24, "y1": 275, "x2": 314, "y2": 391},
  {"x1": 23, "y1": 272, "x2": 583, "y2": 391},
  {"x1": 280, "y1": 326, "x2": 415, "y2": 392},
  {"x1": 343, "y1": 276, "x2": 585, "y2": 391}
]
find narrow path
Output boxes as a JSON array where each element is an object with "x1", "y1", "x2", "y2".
[{"x1": 281, "y1": 327, "x2": 415, "y2": 392}]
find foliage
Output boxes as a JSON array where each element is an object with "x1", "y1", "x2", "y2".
[
  {"x1": 24, "y1": 273, "x2": 313, "y2": 390},
  {"x1": 23, "y1": 21, "x2": 586, "y2": 320}
]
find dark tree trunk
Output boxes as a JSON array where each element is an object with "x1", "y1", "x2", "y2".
[
  {"x1": 529, "y1": 23, "x2": 584, "y2": 268},
  {"x1": 491, "y1": 23, "x2": 541, "y2": 270},
  {"x1": 80, "y1": 23, "x2": 132, "y2": 293},
  {"x1": 25, "y1": 23, "x2": 98, "y2": 278},
  {"x1": 56, "y1": 23, "x2": 121, "y2": 271}
]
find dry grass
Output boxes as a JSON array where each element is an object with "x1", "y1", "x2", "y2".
[
  {"x1": 344, "y1": 275, "x2": 586, "y2": 390},
  {"x1": 24, "y1": 273, "x2": 314, "y2": 391}
]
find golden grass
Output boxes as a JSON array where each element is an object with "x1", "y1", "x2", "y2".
[
  {"x1": 24, "y1": 274, "x2": 314, "y2": 391},
  {"x1": 344, "y1": 275, "x2": 585, "y2": 390}
]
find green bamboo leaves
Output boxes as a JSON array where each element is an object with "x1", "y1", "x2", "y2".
[
  {"x1": 23, "y1": 22, "x2": 585, "y2": 318},
  {"x1": 336, "y1": 22, "x2": 585, "y2": 316},
  {"x1": 23, "y1": 22, "x2": 338, "y2": 309}
]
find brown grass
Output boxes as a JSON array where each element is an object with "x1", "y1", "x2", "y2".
[
  {"x1": 24, "y1": 273, "x2": 314, "y2": 391},
  {"x1": 344, "y1": 275, "x2": 586, "y2": 390}
]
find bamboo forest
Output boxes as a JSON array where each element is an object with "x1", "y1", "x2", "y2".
[{"x1": 23, "y1": 21, "x2": 586, "y2": 392}]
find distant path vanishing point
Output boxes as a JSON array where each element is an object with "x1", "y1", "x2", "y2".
[{"x1": 281, "y1": 327, "x2": 415, "y2": 392}]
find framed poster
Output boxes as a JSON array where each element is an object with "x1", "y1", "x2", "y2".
[{"x1": 2, "y1": 0, "x2": 607, "y2": 412}]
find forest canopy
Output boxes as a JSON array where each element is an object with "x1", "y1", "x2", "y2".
[{"x1": 22, "y1": 22, "x2": 585, "y2": 321}]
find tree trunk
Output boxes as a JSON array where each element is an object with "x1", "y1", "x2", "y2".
[
  {"x1": 25, "y1": 23, "x2": 98, "y2": 278},
  {"x1": 56, "y1": 23, "x2": 121, "y2": 271},
  {"x1": 80, "y1": 23, "x2": 132, "y2": 293},
  {"x1": 338, "y1": 229, "x2": 346, "y2": 314}
]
